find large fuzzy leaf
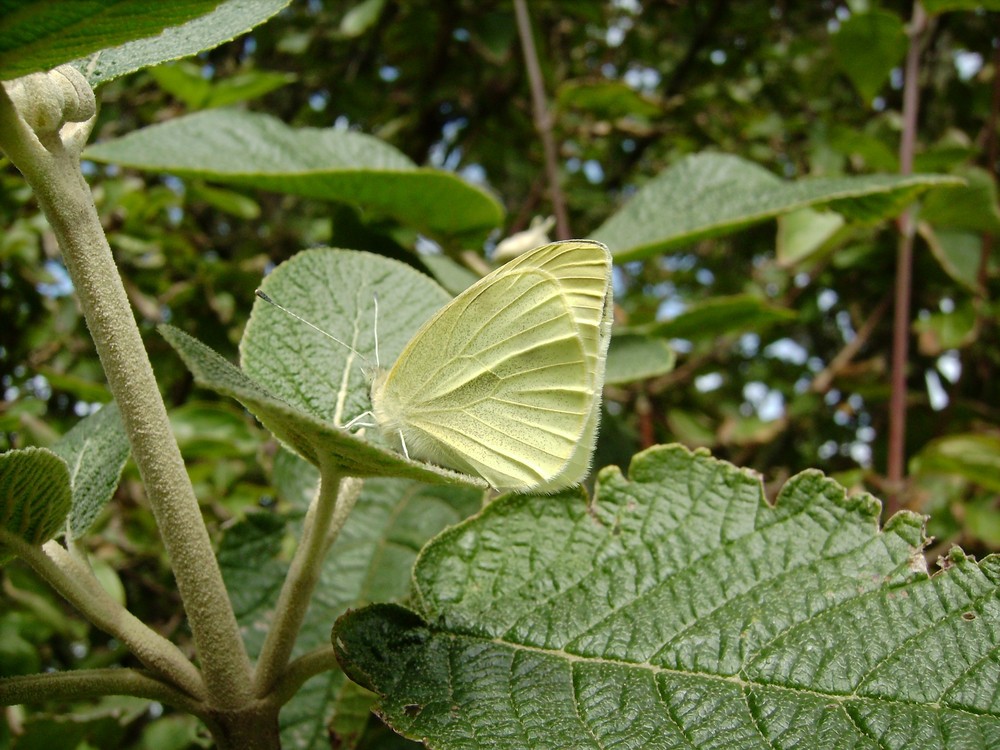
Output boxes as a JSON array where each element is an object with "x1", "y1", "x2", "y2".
[
  {"x1": 0, "y1": 0, "x2": 225, "y2": 81},
  {"x1": 0, "y1": 448, "x2": 71, "y2": 564},
  {"x1": 334, "y1": 445, "x2": 1000, "y2": 749},
  {"x1": 593, "y1": 153, "x2": 960, "y2": 261},
  {"x1": 84, "y1": 110, "x2": 503, "y2": 240},
  {"x1": 51, "y1": 402, "x2": 129, "y2": 538}
]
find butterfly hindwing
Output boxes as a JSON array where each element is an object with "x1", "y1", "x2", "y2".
[{"x1": 371, "y1": 240, "x2": 613, "y2": 492}]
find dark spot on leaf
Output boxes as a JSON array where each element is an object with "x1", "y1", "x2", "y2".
[
  {"x1": 962, "y1": 611, "x2": 976, "y2": 621},
  {"x1": 404, "y1": 703, "x2": 422, "y2": 717}
]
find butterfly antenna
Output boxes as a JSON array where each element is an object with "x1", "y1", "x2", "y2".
[
  {"x1": 372, "y1": 292, "x2": 382, "y2": 369},
  {"x1": 255, "y1": 289, "x2": 366, "y2": 362}
]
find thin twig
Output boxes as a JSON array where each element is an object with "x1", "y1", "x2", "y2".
[
  {"x1": 811, "y1": 293, "x2": 892, "y2": 395},
  {"x1": 978, "y1": 42, "x2": 1000, "y2": 294},
  {"x1": 886, "y1": 1, "x2": 928, "y2": 514},
  {"x1": 513, "y1": 0, "x2": 570, "y2": 238}
]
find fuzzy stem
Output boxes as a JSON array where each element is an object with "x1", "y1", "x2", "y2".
[
  {"x1": 0, "y1": 668, "x2": 205, "y2": 716},
  {"x1": 270, "y1": 645, "x2": 340, "y2": 707},
  {"x1": 0, "y1": 533, "x2": 203, "y2": 698},
  {"x1": 0, "y1": 69, "x2": 252, "y2": 706},
  {"x1": 253, "y1": 471, "x2": 361, "y2": 696}
]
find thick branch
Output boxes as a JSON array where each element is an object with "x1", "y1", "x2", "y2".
[{"x1": 0, "y1": 69, "x2": 252, "y2": 705}]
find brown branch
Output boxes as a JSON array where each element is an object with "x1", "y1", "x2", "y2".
[
  {"x1": 978, "y1": 42, "x2": 1000, "y2": 295},
  {"x1": 513, "y1": 0, "x2": 570, "y2": 238},
  {"x1": 886, "y1": 1, "x2": 928, "y2": 514}
]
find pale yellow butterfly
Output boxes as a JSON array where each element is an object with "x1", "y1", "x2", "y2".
[{"x1": 368, "y1": 239, "x2": 613, "y2": 492}]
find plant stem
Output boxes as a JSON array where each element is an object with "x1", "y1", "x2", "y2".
[
  {"x1": 0, "y1": 69, "x2": 252, "y2": 705},
  {"x1": 886, "y1": 2, "x2": 927, "y2": 513},
  {"x1": 514, "y1": 0, "x2": 571, "y2": 239},
  {"x1": 0, "y1": 668, "x2": 205, "y2": 716},
  {"x1": 0, "y1": 532, "x2": 204, "y2": 699},
  {"x1": 978, "y1": 43, "x2": 1000, "y2": 295},
  {"x1": 271, "y1": 645, "x2": 339, "y2": 707},
  {"x1": 32, "y1": 538, "x2": 204, "y2": 698},
  {"x1": 253, "y1": 470, "x2": 361, "y2": 696}
]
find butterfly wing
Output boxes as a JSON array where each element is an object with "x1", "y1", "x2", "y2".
[{"x1": 372, "y1": 240, "x2": 612, "y2": 491}]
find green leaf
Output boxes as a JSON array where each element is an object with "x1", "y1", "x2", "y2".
[
  {"x1": 50, "y1": 402, "x2": 129, "y2": 538},
  {"x1": 10, "y1": 695, "x2": 147, "y2": 750},
  {"x1": 831, "y1": 10, "x2": 907, "y2": 103},
  {"x1": 965, "y1": 498, "x2": 1000, "y2": 548},
  {"x1": 71, "y1": 0, "x2": 292, "y2": 86},
  {"x1": 828, "y1": 124, "x2": 899, "y2": 171},
  {"x1": 0, "y1": 0, "x2": 225, "y2": 81},
  {"x1": 604, "y1": 333, "x2": 675, "y2": 385},
  {"x1": 148, "y1": 61, "x2": 295, "y2": 109},
  {"x1": 169, "y1": 401, "x2": 261, "y2": 458},
  {"x1": 651, "y1": 294, "x2": 796, "y2": 340},
  {"x1": 160, "y1": 323, "x2": 481, "y2": 489},
  {"x1": 556, "y1": 79, "x2": 662, "y2": 120},
  {"x1": 417, "y1": 253, "x2": 480, "y2": 295},
  {"x1": 666, "y1": 408, "x2": 717, "y2": 447},
  {"x1": 921, "y1": 226, "x2": 986, "y2": 293},
  {"x1": 83, "y1": 109, "x2": 503, "y2": 240},
  {"x1": 922, "y1": 0, "x2": 1000, "y2": 12},
  {"x1": 912, "y1": 434, "x2": 1000, "y2": 493},
  {"x1": 241, "y1": 247, "x2": 446, "y2": 436},
  {"x1": 0, "y1": 448, "x2": 71, "y2": 564},
  {"x1": 339, "y1": 0, "x2": 387, "y2": 38},
  {"x1": 920, "y1": 166, "x2": 1000, "y2": 234},
  {"x1": 592, "y1": 153, "x2": 959, "y2": 261},
  {"x1": 218, "y1": 466, "x2": 481, "y2": 750},
  {"x1": 334, "y1": 445, "x2": 1000, "y2": 749},
  {"x1": 186, "y1": 181, "x2": 261, "y2": 219},
  {"x1": 913, "y1": 301, "x2": 978, "y2": 355},
  {"x1": 776, "y1": 207, "x2": 846, "y2": 267}
]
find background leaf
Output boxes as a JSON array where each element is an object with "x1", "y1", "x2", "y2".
[
  {"x1": 831, "y1": 10, "x2": 907, "y2": 103},
  {"x1": 920, "y1": 166, "x2": 1000, "y2": 234},
  {"x1": 911, "y1": 434, "x2": 1000, "y2": 493},
  {"x1": 334, "y1": 445, "x2": 1000, "y2": 749},
  {"x1": 604, "y1": 333, "x2": 675, "y2": 385},
  {"x1": 921, "y1": 0, "x2": 1000, "y2": 11},
  {"x1": 147, "y1": 61, "x2": 294, "y2": 109},
  {"x1": 241, "y1": 248, "x2": 450, "y2": 430},
  {"x1": 0, "y1": 0, "x2": 225, "y2": 81},
  {"x1": 72, "y1": 0, "x2": 291, "y2": 86},
  {"x1": 50, "y1": 401, "x2": 129, "y2": 538},
  {"x1": 591, "y1": 153, "x2": 959, "y2": 261},
  {"x1": 83, "y1": 109, "x2": 503, "y2": 240},
  {"x1": 0, "y1": 448, "x2": 71, "y2": 563},
  {"x1": 652, "y1": 294, "x2": 797, "y2": 340}
]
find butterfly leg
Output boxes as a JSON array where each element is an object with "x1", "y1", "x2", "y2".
[
  {"x1": 343, "y1": 410, "x2": 375, "y2": 430},
  {"x1": 397, "y1": 430, "x2": 410, "y2": 459}
]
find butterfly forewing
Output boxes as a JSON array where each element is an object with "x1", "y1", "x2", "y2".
[{"x1": 371, "y1": 240, "x2": 613, "y2": 492}]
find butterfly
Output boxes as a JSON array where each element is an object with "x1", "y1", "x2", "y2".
[{"x1": 367, "y1": 240, "x2": 613, "y2": 492}]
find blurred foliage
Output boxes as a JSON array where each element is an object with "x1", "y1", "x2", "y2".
[{"x1": 1, "y1": 1, "x2": 999, "y2": 747}]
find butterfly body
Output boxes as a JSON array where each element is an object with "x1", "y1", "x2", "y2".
[{"x1": 370, "y1": 240, "x2": 613, "y2": 492}]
